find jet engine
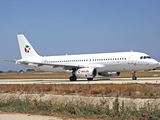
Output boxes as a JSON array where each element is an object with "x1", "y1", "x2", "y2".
[
  {"x1": 98, "y1": 72, "x2": 120, "y2": 77},
  {"x1": 75, "y1": 68, "x2": 97, "y2": 78}
]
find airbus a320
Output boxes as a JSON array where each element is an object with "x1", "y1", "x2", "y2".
[{"x1": 3, "y1": 34, "x2": 159, "y2": 81}]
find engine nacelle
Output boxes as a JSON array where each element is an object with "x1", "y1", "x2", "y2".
[
  {"x1": 98, "y1": 72, "x2": 120, "y2": 77},
  {"x1": 75, "y1": 68, "x2": 97, "y2": 78}
]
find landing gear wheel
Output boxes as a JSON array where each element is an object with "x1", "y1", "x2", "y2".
[
  {"x1": 132, "y1": 71, "x2": 137, "y2": 80},
  {"x1": 69, "y1": 75, "x2": 77, "y2": 81},
  {"x1": 132, "y1": 77, "x2": 137, "y2": 80},
  {"x1": 87, "y1": 78, "x2": 93, "y2": 81}
]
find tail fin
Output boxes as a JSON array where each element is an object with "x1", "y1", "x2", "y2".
[{"x1": 17, "y1": 34, "x2": 40, "y2": 59}]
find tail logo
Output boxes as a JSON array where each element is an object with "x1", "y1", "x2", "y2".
[{"x1": 24, "y1": 45, "x2": 31, "y2": 53}]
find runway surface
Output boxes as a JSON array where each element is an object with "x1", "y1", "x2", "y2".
[{"x1": 0, "y1": 77, "x2": 160, "y2": 84}]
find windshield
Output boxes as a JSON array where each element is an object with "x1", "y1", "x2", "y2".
[{"x1": 140, "y1": 56, "x2": 151, "y2": 59}]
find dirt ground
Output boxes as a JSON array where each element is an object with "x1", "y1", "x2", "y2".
[{"x1": 0, "y1": 113, "x2": 63, "y2": 120}]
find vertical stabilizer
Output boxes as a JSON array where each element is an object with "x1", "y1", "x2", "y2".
[{"x1": 17, "y1": 34, "x2": 39, "y2": 59}]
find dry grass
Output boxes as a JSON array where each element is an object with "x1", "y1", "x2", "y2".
[
  {"x1": 0, "y1": 83, "x2": 160, "y2": 98},
  {"x1": 0, "y1": 73, "x2": 71, "y2": 79}
]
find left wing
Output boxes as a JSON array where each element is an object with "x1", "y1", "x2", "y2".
[
  {"x1": 17, "y1": 60, "x2": 105, "y2": 70},
  {"x1": 3, "y1": 59, "x2": 105, "y2": 70}
]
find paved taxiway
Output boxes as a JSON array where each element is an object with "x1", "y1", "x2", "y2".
[{"x1": 0, "y1": 77, "x2": 160, "y2": 84}]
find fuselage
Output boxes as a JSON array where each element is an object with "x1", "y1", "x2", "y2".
[{"x1": 19, "y1": 51, "x2": 158, "y2": 73}]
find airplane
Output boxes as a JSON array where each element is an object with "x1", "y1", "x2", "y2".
[{"x1": 3, "y1": 34, "x2": 159, "y2": 81}]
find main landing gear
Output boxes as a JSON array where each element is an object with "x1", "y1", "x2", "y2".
[
  {"x1": 69, "y1": 68, "x2": 77, "y2": 81},
  {"x1": 132, "y1": 71, "x2": 137, "y2": 80},
  {"x1": 69, "y1": 75, "x2": 77, "y2": 81}
]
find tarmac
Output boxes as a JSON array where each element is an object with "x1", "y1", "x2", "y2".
[{"x1": 0, "y1": 77, "x2": 160, "y2": 84}]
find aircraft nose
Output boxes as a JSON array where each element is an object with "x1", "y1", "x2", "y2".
[{"x1": 150, "y1": 59, "x2": 159, "y2": 68}]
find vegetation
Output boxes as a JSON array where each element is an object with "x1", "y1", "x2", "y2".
[
  {"x1": 0, "y1": 95, "x2": 160, "y2": 119},
  {"x1": 0, "y1": 83, "x2": 160, "y2": 98}
]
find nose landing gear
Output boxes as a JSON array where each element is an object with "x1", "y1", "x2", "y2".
[{"x1": 132, "y1": 71, "x2": 137, "y2": 80}]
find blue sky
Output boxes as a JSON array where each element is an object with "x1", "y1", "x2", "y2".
[{"x1": 0, "y1": 0, "x2": 160, "y2": 71}]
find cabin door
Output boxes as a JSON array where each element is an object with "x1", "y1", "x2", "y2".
[{"x1": 128, "y1": 57, "x2": 133, "y2": 64}]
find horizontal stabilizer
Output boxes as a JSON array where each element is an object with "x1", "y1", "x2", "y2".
[{"x1": 2, "y1": 60, "x2": 15, "y2": 62}]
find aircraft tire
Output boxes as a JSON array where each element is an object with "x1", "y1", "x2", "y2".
[
  {"x1": 69, "y1": 76, "x2": 77, "y2": 81},
  {"x1": 132, "y1": 77, "x2": 137, "y2": 80},
  {"x1": 87, "y1": 78, "x2": 93, "y2": 81}
]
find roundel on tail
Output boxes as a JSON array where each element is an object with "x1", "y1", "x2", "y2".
[{"x1": 24, "y1": 45, "x2": 31, "y2": 53}]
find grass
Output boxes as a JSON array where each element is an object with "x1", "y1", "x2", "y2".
[
  {"x1": 0, "y1": 94, "x2": 160, "y2": 119},
  {"x1": 0, "y1": 83, "x2": 160, "y2": 98}
]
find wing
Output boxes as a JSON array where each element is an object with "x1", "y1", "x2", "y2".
[
  {"x1": 17, "y1": 60, "x2": 105, "y2": 70},
  {"x1": 3, "y1": 59, "x2": 105, "y2": 70}
]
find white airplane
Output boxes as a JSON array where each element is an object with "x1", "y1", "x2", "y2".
[{"x1": 3, "y1": 34, "x2": 159, "y2": 81}]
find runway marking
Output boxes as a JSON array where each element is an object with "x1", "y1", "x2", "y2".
[{"x1": 0, "y1": 77, "x2": 160, "y2": 84}]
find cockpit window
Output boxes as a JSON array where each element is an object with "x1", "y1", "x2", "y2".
[{"x1": 140, "y1": 56, "x2": 151, "y2": 59}]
